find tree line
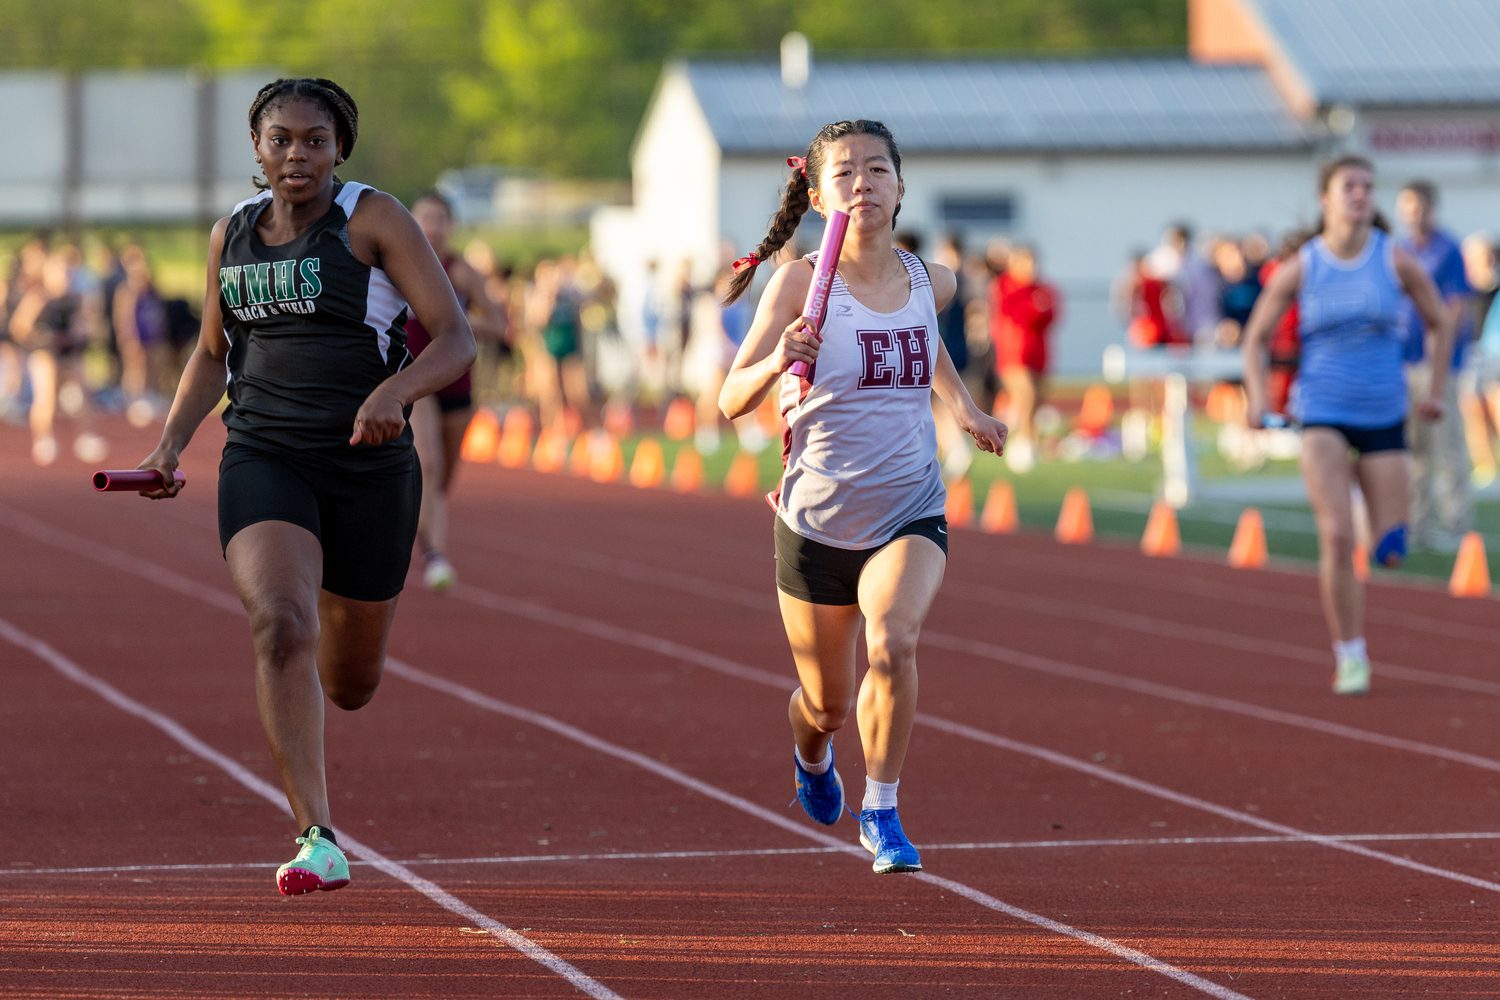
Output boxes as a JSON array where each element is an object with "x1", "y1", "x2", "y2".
[{"x1": 1, "y1": 0, "x2": 1185, "y2": 199}]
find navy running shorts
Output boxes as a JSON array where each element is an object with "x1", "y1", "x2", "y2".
[
  {"x1": 1302, "y1": 420, "x2": 1406, "y2": 455},
  {"x1": 774, "y1": 514, "x2": 949, "y2": 606},
  {"x1": 217, "y1": 440, "x2": 421, "y2": 602}
]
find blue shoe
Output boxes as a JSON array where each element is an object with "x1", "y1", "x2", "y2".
[
  {"x1": 793, "y1": 751, "x2": 845, "y2": 825},
  {"x1": 859, "y1": 808, "x2": 922, "y2": 874}
]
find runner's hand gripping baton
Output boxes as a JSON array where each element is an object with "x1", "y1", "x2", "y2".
[
  {"x1": 788, "y1": 209, "x2": 851, "y2": 380},
  {"x1": 92, "y1": 470, "x2": 186, "y2": 492}
]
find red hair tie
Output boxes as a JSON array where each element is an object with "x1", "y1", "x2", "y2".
[
  {"x1": 787, "y1": 156, "x2": 806, "y2": 177},
  {"x1": 731, "y1": 255, "x2": 760, "y2": 275}
]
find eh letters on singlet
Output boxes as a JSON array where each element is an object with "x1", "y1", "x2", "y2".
[
  {"x1": 219, "y1": 259, "x2": 323, "y2": 320},
  {"x1": 856, "y1": 327, "x2": 932, "y2": 390}
]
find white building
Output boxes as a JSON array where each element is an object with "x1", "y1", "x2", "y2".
[
  {"x1": 0, "y1": 69, "x2": 276, "y2": 227},
  {"x1": 596, "y1": 0, "x2": 1500, "y2": 373}
]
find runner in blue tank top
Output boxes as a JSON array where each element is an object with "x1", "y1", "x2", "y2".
[
  {"x1": 133, "y1": 79, "x2": 476, "y2": 894},
  {"x1": 1242, "y1": 156, "x2": 1453, "y2": 696},
  {"x1": 718, "y1": 121, "x2": 1007, "y2": 874}
]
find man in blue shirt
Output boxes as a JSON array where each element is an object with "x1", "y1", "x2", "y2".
[{"x1": 1397, "y1": 180, "x2": 1474, "y2": 551}]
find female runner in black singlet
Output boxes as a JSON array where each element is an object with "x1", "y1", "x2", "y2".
[{"x1": 135, "y1": 78, "x2": 476, "y2": 895}]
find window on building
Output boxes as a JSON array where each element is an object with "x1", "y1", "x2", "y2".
[{"x1": 939, "y1": 195, "x2": 1015, "y2": 228}]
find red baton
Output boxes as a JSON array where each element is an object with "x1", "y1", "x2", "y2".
[{"x1": 92, "y1": 470, "x2": 186, "y2": 492}]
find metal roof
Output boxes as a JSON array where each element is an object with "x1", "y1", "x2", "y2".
[
  {"x1": 1246, "y1": 0, "x2": 1500, "y2": 107},
  {"x1": 681, "y1": 58, "x2": 1317, "y2": 155}
]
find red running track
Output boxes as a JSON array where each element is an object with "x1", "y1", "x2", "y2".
[{"x1": 3, "y1": 416, "x2": 1500, "y2": 998}]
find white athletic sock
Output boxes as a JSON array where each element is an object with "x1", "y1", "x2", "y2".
[
  {"x1": 795, "y1": 746, "x2": 832, "y2": 775},
  {"x1": 863, "y1": 776, "x2": 899, "y2": 811},
  {"x1": 1333, "y1": 637, "x2": 1367, "y2": 662}
]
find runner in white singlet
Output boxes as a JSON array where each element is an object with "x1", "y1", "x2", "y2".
[{"x1": 719, "y1": 120, "x2": 1007, "y2": 874}]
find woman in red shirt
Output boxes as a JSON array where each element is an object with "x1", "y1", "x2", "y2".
[{"x1": 990, "y1": 246, "x2": 1061, "y2": 452}]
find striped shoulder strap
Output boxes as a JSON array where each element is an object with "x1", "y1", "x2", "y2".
[
  {"x1": 804, "y1": 251, "x2": 851, "y2": 297},
  {"x1": 895, "y1": 248, "x2": 932, "y2": 291}
]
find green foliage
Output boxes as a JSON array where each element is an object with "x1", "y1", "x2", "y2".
[{"x1": 0, "y1": 0, "x2": 1186, "y2": 194}]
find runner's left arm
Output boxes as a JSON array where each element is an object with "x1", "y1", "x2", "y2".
[
  {"x1": 928, "y1": 262, "x2": 1007, "y2": 455},
  {"x1": 1394, "y1": 246, "x2": 1455, "y2": 419}
]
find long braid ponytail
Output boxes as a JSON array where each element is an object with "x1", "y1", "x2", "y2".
[
  {"x1": 722, "y1": 164, "x2": 811, "y2": 305},
  {"x1": 722, "y1": 119, "x2": 902, "y2": 306}
]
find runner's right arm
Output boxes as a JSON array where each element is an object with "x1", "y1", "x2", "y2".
[
  {"x1": 1240, "y1": 256, "x2": 1301, "y2": 429},
  {"x1": 136, "y1": 218, "x2": 234, "y2": 498},
  {"x1": 718, "y1": 261, "x2": 817, "y2": 419}
]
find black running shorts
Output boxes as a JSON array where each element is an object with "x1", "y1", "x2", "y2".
[
  {"x1": 1302, "y1": 420, "x2": 1406, "y2": 455},
  {"x1": 774, "y1": 514, "x2": 949, "y2": 606},
  {"x1": 217, "y1": 441, "x2": 421, "y2": 602}
]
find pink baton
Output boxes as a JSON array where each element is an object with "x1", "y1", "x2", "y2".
[
  {"x1": 92, "y1": 470, "x2": 186, "y2": 492},
  {"x1": 788, "y1": 210, "x2": 851, "y2": 380}
]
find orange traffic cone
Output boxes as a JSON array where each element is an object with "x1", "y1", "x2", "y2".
[
  {"x1": 724, "y1": 451, "x2": 761, "y2": 497},
  {"x1": 458, "y1": 408, "x2": 500, "y2": 464},
  {"x1": 569, "y1": 435, "x2": 593, "y2": 476},
  {"x1": 1204, "y1": 382, "x2": 1242, "y2": 424},
  {"x1": 603, "y1": 401, "x2": 635, "y2": 438},
  {"x1": 1055, "y1": 487, "x2": 1093, "y2": 544},
  {"x1": 980, "y1": 480, "x2": 1019, "y2": 534},
  {"x1": 1449, "y1": 531, "x2": 1492, "y2": 597},
  {"x1": 663, "y1": 397, "x2": 695, "y2": 441},
  {"x1": 1075, "y1": 383, "x2": 1115, "y2": 436},
  {"x1": 1228, "y1": 508, "x2": 1268, "y2": 569},
  {"x1": 531, "y1": 425, "x2": 570, "y2": 473},
  {"x1": 629, "y1": 438, "x2": 666, "y2": 488},
  {"x1": 1141, "y1": 501, "x2": 1181, "y2": 557},
  {"x1": 1352, "y1": 545, "x2": 1370, "y2": 583},
  {"x1": 496, "y1": 408, "x2": 534, "y2": 468},
  {"x1": 755, "y1": 394, "x2": 781, "y2": 437},
  {"x1": 945, "y1": 477, "x2": 974, "y2": 528},
  {"x1": 671, "y1": 446, "x2": 704, "y2": 493},
  {"x1": 589, "y1": 433, "x2": 625, "y2": 483}
]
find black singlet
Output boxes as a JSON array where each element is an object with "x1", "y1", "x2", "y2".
[{"x1": 218, "y1": 181, "x2": 413, "y2": 471}]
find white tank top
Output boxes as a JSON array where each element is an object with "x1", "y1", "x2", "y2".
[{"x1": 777, "y1": 248, "x2": 946, "y2": 549}]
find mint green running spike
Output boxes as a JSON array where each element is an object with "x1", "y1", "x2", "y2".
[{"x1": 277, "y1": 826, "x2": 350, "y2": 896}]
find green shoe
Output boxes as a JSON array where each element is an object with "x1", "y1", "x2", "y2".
[
  {"x1": 1332, "y1": 654, "x2": 1370, "y2": 696},
  {"x1": 277, "y1": 827, "x2": 350, "y2": 896}
]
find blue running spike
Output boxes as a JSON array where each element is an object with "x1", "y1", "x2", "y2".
[
  {"x1": 792, "y1": 751, "x2": 844, "y2": 825},
  {"x1": 858, "y1": 808, "x2": 922, "y2": 874}
]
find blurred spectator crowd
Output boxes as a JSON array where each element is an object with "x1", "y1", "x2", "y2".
[
  {"x1": 1, "y1": 236, "x2": 198, "y2": 465},
  {"x1": 10, "y1": 174, "x2": 1499, "y2": 557}
]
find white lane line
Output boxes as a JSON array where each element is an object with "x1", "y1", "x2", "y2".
[
  {"x1": 458, "y1": 501, "x2": 1500, "y2": 647},
  {"x1": 0, "y1": 506, "x2": 1260, "y2": 996},
  {"x1": 942, "y1": 580, "x2": 1500, "y2": 699},
  {"x1": 0, "y1": 503, "x2": 245, "y2": 615},
  {"x1": 0, "y1": 617, "x2": 624, "y2": 1000},
  {"x1": 438, "y1": 583, "x2": 1500, "y2": 895},
  {"x1": 920, "y1": 632, "x2": 1500, "y2": 775},
  {"x1": 6, "y1": 505, "x2": 1497, "y2": 896},
  {"x1": 466, "y1": 525, "x2": 1500, "y2": 700},
  {"x1": 383, "y1": 657, "x2": 1256, "y2": 1000},
  {"x1": 454, "y1": 534, "x2": 1500, "y2": 774},
  {"x1": 14, "y1": 831, "x2": 1500, "y2": 878},
  {"x1": 974, "y1": 547, "x2": 1500, "y2": 648}
]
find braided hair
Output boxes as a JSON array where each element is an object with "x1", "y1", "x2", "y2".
[
  {"x1": 723, "y1": 119, "x2": 902, "y2": 305},
  {"x1": 248, "y1": 78, "x2": 360, "y2": 190}
]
